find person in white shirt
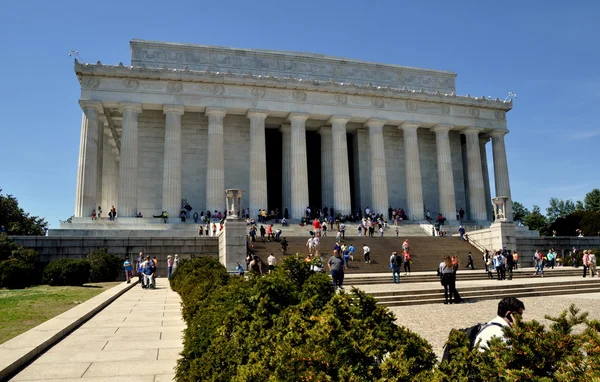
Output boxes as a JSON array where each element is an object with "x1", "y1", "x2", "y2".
[
  {"x1": 267, "y1": 253, "x2": 276, "y2": 274},
  {"x1": 363, "y1": 244, "x2": 371, "y2": 263},
  {"x1": 474, "y1": 297, "x2": 525, "y2": 350},
  {"x1": 306, "y1": 237, "x2": 314, "y2": 254}
]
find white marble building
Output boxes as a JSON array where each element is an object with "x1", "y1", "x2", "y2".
[{"x1": 72, "y1": 39, "x2": 513, "y2": 224}]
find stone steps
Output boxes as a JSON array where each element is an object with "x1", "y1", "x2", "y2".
[
  {"x1": 360, "y1": 277, "x2": 600, "y2": 307},
  {"x1": 250, "y1": 236, "x2": 482, "y2": 274},
  {"x1": 345, "y1": 268, "x2": 582, "y2": 285}
]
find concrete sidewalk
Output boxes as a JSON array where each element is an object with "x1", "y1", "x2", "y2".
[{"x1": 10, "y1": 279, "x2": 183, "y2": 382}]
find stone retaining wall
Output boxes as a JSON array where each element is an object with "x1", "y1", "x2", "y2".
[
  {"x1": 516, "y1": 236, "x2": 600, "y2": 264},
  {"x1": 10, "y1": 236, "x2": 219, "y2": 277}
]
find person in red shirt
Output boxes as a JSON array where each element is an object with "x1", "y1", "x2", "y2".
[
  {"x1": 266, "y1": 224, "x2": 273, "y2": 241},
  {"x1": 313, "y1": 218, "x2": 322, "y2": 237}
]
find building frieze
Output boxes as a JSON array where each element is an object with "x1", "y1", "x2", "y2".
[{"x1": 75, "y1": 61, "x2": 512, "y2": 115}]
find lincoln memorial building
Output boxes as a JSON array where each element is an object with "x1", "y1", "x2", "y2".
[{"x1": 71, "y1": 39, "x2": 514, "y2": 225}]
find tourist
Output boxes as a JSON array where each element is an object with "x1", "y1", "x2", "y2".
[
  {"x1": 137, "y1": 211, "x2": 143, "y2": 218},
  {"x1": 111, "y1": 206, "x2": 117, "y2": 220},
  {"x1": 583, "y1": 250, "x2": 590, "y2": 278},
  {"x1": 165, "y1": 255, "x2": 172, "y2": 279},
  {"x1": 340, "y1": 223, "x2": 346, "y2": 239},
  {"x1": 306, "y1": 236, "x2": 314, "y2": 254},
  {"x1": 123, "y1": 256, "x2": 132, "y2": 284},
  {"x1": 245, "y1": 252, "x2": 253, "y2": 271},
  {"x1": 235, "y1": 262, "x2": 244, "y2": 276},
  {"x1": 379, "y1": 226, "x2": 384, "y2": 237},
  {"x1": 260, "y1": 225, "x2": 266, "y2": 243},
  {"x1": 466, "y1": 252, "x2": 474, "y2": 269},
  {"x1": 390, "y1": 251, "x2": 402, "y2": 284},
  {"x1": 402, "y1": 239, "x2": 410, "y2": 252},
  {"x1": 275, "y1": 228, "x2": 282, "y2": 242},
  {"x1": 212, "y1": 223, "x2": 217, "y2": 236},
  {"x1": 313, "y1": 235, "x2": 320, "y2": 253},
  {"x1": 348, "y1": 243, "x2": 355, "y2": 261},
  {"x1": 439, "y1": 256, "x2": 456, "y2": 304},
  {"x1": 327, "y1": 250, "x2": 346, "y2": 289},
  {"x1": 458, "y1": 226, "x2": 466, "y2": 241},
  {"x1": 284, "y1": 208, "x2": 289, "y2": 219},
  {"x1": 322, "y1": 221, "x2": 328, "y2": 236},
  {"x1": 193, "y1": 211, "x2": 199, "y2": 223},
  {"x1": 249, "y1": 255, "x2": 263, "y2": 276},
  {"x1": 403, "y1": 249, "x2": 411, "y2": 275},
  {"x1": 547, "y1": 248, "x2": 556, "y2": 269},
  {"x1": 91, "y1": 209, "x2": 97, "y2": 221},
  {"x1": 136, "y1": 252, "x2": 144, "y2": 284},
  {"x1": 494, "y1": 251, "x2": 506, "y2": 281},
  {"x1": 505, "y1": 250, "x2": 514, "y2": 280},
  {"x1": 97, "y1": 206, "x2": 102, "y2": 218},
  {"x1": 281, "y1": 217, "x2": 288, "y2": 226},
  {"x1": 459, "y1": 207, "x2": 465, "y2": 221},
  {"x1": 395, "y1": 226, "x2": 399, "y2": 237},
  {"x1": 363, "y1": 244, "x2": 371, "y2": 264},
  {"x1": 198, "y1": 226, "x2": 203, "y2": 236},
  {"x1": 589, "y1": 251, "x2": 597, "y2": 277},
  {"x1": 267, "y1": 253, "x2": 276, "y2": 274},
  {"x1": 513, "y1": 251, "x2": 519, "y2": 270},
  {"x1": 173, "y1": 254, "x2": 179, "y2": 272},
  {"x1": 343, "y1": 246, "x2": 350, "y2": 268},
  {"x1": 533, "y1": 249, "x2": 544, "y2": 277},
  {"x1": 142, "y1": 256, "x2": 156, "y2": 289},
  {"x1": 313, "y1": 218, "x2": 321, "y2": 236},
  {"x1": 280, "y1": 237, "x2": 288, "y2": 256},
  {"x1": 336, "y1": 230, "x2": 342, "y2": 242},
  {"x1": 474, "y1": 297, "x2": 525, "y2": 350}
]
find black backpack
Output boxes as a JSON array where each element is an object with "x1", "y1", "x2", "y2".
[{"x1": 441, "y1": 322, "x2": 503, "y2": 362}]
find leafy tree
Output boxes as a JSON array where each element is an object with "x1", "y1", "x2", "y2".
[
  {"x1": 584, "y1": 188, "x2": 600, "y2": 212},
  {"x1": 546, "y1": 197, "x2": 576, "y2": 222},
  {"x1": 524, "y1": 205, "x2": 549, "y2": 235},
  {"x1": 0, "y1": 189, "x2": 48, "y2": 235},
  {"x1": 511, "y1": 201, "x2": 529, "y2": 226},
  {"x1": 576, "y1": 200, "x2": 585, "y2": 211}
]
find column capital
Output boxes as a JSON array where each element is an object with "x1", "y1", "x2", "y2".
[
  {"x1": 479, "y1": 135, "x2": 491, "y2": 144},
  {"x1": 489, "y1": 129, "x2": 509, "y2": 137},
  {"x1": 79, "y1": 100, "x2": 103, "y2": 113},
  {"x1": 288, "y1": 112, "x2": 310, "y2": 122},
  {"x1": 247, "y1": 110, "x2": 269, "y2": 120},
  {"x1": 118, "y1": 103, "x2": 142, "y2": 114},
  {"x1": 205, "y1": 107, "x2": 227, "y2": 118},
  {"x1": 317, "y1": 126, "x2": 332, "y2": 135},
  {"x1": 328, "y1": 115, "x2": 351, "y2": 125},
  {"x1": 431, "y1": 123, "x2": 454, "y2": 133},
  {"x1": 400, "y1": 121, "x2": 420, "y2": 130},
  {"x1": 461, "y1": 126, "x2": 483, "y2": 135},
  {"x1": 163, "y1": 105, "x2": 185, "y2": 115},
  {"x1": 365, "y1": 118, "x2": 386, "y2": 129},
  {"x1": 279, "y1": 123, "x2": 291, "y2": 133}
]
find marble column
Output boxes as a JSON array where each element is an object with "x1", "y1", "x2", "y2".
[
  {"x1": 366, "y1": 118, "x2": 389, "y2": 215},
  {"x1": 400, "y1": 121, "x2": 424, "y2": 220},
  {"x1": 205, "y1": 107, "x2": 227, "y2": 215},
  {"x1": 280, "y1": 124, "x2": 291, "y2": 215},
  {"x1": 353, "y1": 128, "x2": 371, "y2": 211},
  {"x1": 462, "y1": 127, "x2": 487, "y2": 221},
  {"x1": 76, "y1": 101, "x2": 103, "y2": 218},
  {"x1": 329, "y1": 116, "x2": 352, "y2": 216},
  {"x1": 247, "y1": 110, "x2": 269, "y2": 215},
  {"x1": 480, "y1": 136, "x2": 493, "y2": 221},
  {"x1": 289, "y1": 113, "x2": 310, "y2": 219},
  {"x1": 118, "y1": 103, "x2": 142, "y2": 217},
  {"x1": 96, "y1": 117, "x2": 106, "y2": 214},
  {"x1": 74, "y1": 112, "x2": 87, "y2": 217},
  {"x1": 318, "y1": 126, "x2": 333, "y2": 209},
  {"x1": 162, "y1": 105, "x2": 185, "y2": 220},
  {"x1": 101, "y1": 132, "x2": 119, "y2": 213},
  {"x1": 431, "y1": 124, "x2": 457, "y2": 221},
  {"x1": 490, "y1": 130, "x2": 513, "y2": 221}
]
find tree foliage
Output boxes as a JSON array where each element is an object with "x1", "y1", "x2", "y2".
[
  {"x1": 86, "y1": 249, "x2": 121, "y2": 282},
  {"x1": 0, "y1": 189, "x2": 48, "y2": 236},
  {"x1": 584, "y1": 188, "x2": 600, "y2": 212},
  {"x1": 512, "y1": 201, "x2": 529, "y2": 226},
  {"x1": 546, "y1": 198, "x2": 577, "y2": 222},
  {"x1": 524, "y1": 205, "x2": 549, "y2": 235}
]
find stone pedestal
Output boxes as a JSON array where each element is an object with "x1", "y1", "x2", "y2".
[
  {"x1": 218, "y1": 219, "x2": 247, "y2": 273},
  {"x1": 489, "y1": 221, "x2": 516, "y2": 251}
]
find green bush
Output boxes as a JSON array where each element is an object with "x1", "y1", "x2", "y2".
[
  {"x1": 86, "y1": 249, "x2": 121, "y2": 282},
  {"x1": 0, "y1": 259, "x2": 37, "y2": 289},
  {"x1": 173, "y1": 255, "x2": 437, "y2": 381},
  {"x1": 42, "y1": 259, "x2": 90, "y2": 286}
]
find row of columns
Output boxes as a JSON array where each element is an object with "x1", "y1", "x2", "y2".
[{"x1": 75, "y1": 102, "x2": 512, "y2": 223}]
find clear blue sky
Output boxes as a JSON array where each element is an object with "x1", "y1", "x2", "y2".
[{"x1": 1, "y1": 0, "x2": 598, "y2": 228}]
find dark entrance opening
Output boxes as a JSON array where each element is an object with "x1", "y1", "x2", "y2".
[
  {"x1": 265, "y1": 128, "x2": 282, "y2": 212},
  {"x1": 305, "y1": 131, "x2": 322, "y2": 210},
  {"x1": 347, "y1": 133, "x2": 356, "y2": 214}
]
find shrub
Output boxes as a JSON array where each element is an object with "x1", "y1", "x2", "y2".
[
  {"x1": 86, "y1": 249, "x2": 121, "y2": 282},
  {"x1": 0, "y1": 259, "x2": 37, "y2": 289},
  {"x1": 42, "y1": 259, "x2": 90, "y2": 286},
  {"x1": 174, "y1": 255, "x2": 438, "y2": 381}
]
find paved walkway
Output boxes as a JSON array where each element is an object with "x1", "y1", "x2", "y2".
[{"x1": 11, "y1": 279, "x2": 182, "y2": 382}]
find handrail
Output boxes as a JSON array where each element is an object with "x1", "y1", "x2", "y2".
[{"x1": 466, "y1": 235, "x2": 486, "y2": 253}]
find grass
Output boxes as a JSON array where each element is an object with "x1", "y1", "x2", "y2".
[{"x1": 0, "y1": 282, "x2": 121, "y2": 344}]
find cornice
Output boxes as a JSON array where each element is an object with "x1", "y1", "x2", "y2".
[{"x1": 75, "y1": 60, "x2": 512, "y2": 111}]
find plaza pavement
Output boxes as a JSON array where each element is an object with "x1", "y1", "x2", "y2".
[{"x1": 10, "y1": 278, "x2": 183, "y2": 382}]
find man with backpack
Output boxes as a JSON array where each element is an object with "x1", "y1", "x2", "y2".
[
  {"x1": 390, "y1": 251, "x2": 403, "y2": 284},
  {"x1": 442, "y1": 297, "x2": 525, "y2": 361}
]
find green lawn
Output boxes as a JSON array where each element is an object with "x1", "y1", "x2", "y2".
[{"x1": 0, "y1": 282, "x2": 121, "y2": 344}]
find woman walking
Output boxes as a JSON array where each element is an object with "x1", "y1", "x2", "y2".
[
  {"x1": 403, "y1": 249, "x2": 411, "y2": 275},
  {"x1": 167, "y1": 255, "x2": 173, "y2": 279}
]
